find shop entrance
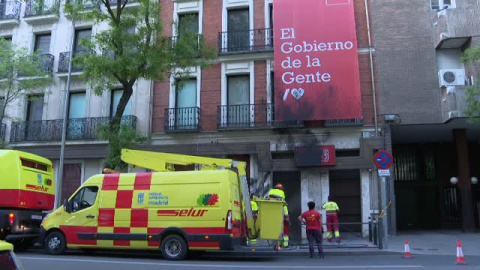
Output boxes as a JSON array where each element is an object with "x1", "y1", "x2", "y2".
[{"x1": 329, "y1": 169, "x2": 362, "y2": 232}]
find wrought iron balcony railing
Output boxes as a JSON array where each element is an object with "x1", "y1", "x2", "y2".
[
  {"x1": 17, "y1": 54, "x2": 54, "y2": 77},
  {"x1": 0, "y1": 1, "x2": 21, "y2": 21},
  {"x1": 107, "y1": 0, "x2": 137, "y2": 7},
  {"x1": 164, "y1": 107, "x2": 200, "y2": 133},
  {"x1": 58, "y1": 51, "x2": 87, "y2": 73},
  {"x1": 217, "y1": 103, "x2": 304, "y2": 129},
  {"x1": 218, "y1": 28, "x2": 273, "y2": 54},
  {"x1": 37, "y1": 53, "x2": 54, "y2": 73},
  {"x1": 24, "y1": 0, "x2": 59, "y2": 17},
  {"x1": 0, "y1": 123, "x2": 6, "y2": 142},
  {"x1": 217, "y1": 103, "x2": 273, "y2": 129},
  {"x1": 66, "y1": 0, "x2": 98, "y2": 9},
  {"x1": 171, "y1": 35, "x2": 203, "y2": 51},
  {"x1": 10, "y1": 115, "x2": 137, "y2": 143}
]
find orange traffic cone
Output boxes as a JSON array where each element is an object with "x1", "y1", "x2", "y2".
[
  {"x1": 403, "y1": 239, "x2": 412, "y2": 259},
  {"x1": 456, "y1": 240, "x2": 467, "y2": 265}
]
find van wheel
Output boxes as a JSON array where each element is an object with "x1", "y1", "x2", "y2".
[
  {"x1": 161, "y1": 235, "x2": 187, "y2": 260},
  {"x1": 45, "y1": 231, "x2": 66, "y2": 255}
]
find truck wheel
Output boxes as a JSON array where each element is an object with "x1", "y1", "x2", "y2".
[
  {"x1": 45, "y1": 231, "x2": 66, "y2": 255},
  {"x1": 161, "y1": 235, "x2": 187, "y2": 260}
]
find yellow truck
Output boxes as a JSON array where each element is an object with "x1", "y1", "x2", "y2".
[
  {"x1": 40, "y1": 149, "x2": 284, "y2": 260},
  {"x1": 0, "y1": 150, "x2": 55, "y2": 250}
]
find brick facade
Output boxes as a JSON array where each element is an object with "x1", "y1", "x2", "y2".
[{"x1": 153, "y1": 0, "x2": 379, "y2": 133}]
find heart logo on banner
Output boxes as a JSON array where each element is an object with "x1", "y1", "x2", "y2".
[{"x1": 291, "y1": 88, "x2": 305, "y2": 100}]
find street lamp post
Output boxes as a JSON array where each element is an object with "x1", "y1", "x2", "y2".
[{"x1": 56, "y1": 17, "x2": 76, "y2": 208}]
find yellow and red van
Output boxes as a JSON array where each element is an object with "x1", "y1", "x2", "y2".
[
  {"x1": 0, "y1": 150, "x2": 54, "y2": 249},
  {"x1": 41, "y1": 169, "x2": 245, "y2": 260}
]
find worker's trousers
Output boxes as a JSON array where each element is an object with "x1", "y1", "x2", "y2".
[
  {"x1": 326, "y1": 214, "x2": 340, "y2": 242},
  {"x1": 306, "y1": 229, "x2": 323, "y2": 255},
  {"x1": 277, "y1": 219, "x2": 289, "y2": 248}
]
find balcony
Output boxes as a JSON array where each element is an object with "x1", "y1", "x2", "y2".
[
  {"x1": 441, "y1": 85, "x2": 469, "y2": 122},
  {"x1": 17, "y1": 54, "x2": 54, "y2": 77},
  {"x1": 217, "y1": 104, "x2": 303, "y2": 130},
  {"x1": 65, "y1": 0, "x2": 100, "y2": 18},
  {"x1": 218, "y1": 28, "x2": 273, "y2": 54},
  {"x1": 10, "y1": 116, "x2": 137, "y2": 143},
  {"x1": 107, "y1": 0, "x2": 139, "y2": 9},
  {"x1": 0, "y1": 123, "x2": 6, "y2": 142},
  {"x1": 164, "y1": 107, "x2": 200, "y2": 133},
  {"x1": 433, "y1": 5, "x2": 479, "y2": 48},
  {"x1": 171, "y1": 35, "x2": 203, "y2": 54},
  {"x1": 24, "y1": 0, "x2": 59, "y2": 24},
  {"x1": 57, "y1": 51, "x2": 85, "y2": 74},
  {"x1": 0, "y1": 1, "x2": 21, "y2": 27}
]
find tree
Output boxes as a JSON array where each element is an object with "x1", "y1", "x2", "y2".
[
  {"x1": 0, "y1": 37, "x2": 53, "y2": 142},
  {"x1": 62, "y1": 0, "x2": 213, "y2": 169},
  {"x1": 462, "y1": 46, "x2": 480, "y2": 123}
]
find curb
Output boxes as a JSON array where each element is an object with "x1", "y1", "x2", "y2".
[{"x1": 207, "y1": 249, "x2": 401, "y2": 257}]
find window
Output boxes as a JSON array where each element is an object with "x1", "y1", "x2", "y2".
[
  {"x1": 74, "y1": 29, "x2": 92, "y2": 54},
  {"x1": 70, "y1": 186, "x2": 98, "y2": 212},
  {"x1": 175, "y1": 79, "x2": 197, "y2": 128},
  {"x1": 178, "y1": 13, "x2": 199, "y2": 35},
  {"x1": 227, "y1": 75, "x2": 250, "y2": 125},
  {"x1": 227, "y1": 8, "x2": 249, "y2": 51},
  {"x1": 110, "y1": 89, "x2": 131, "y2": 117},
  {"x1": 26, "y1": 95, "x2": 44, "y2": 121},
  {"x1": 68, "y1": 92, "x2": 86, "y2": 139},
  {"x1": 34, "y1": 33, "x2": 51, "y2": 55},
  {"x1": 431, "y1": 0, "x2": 439, "y2": 9}
]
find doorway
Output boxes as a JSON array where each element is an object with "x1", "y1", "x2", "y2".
[
  {"x1": 329, "y1": 169, "x2": 361, "y2": 232},
  {"x1": 61, "y1": 163, "x2": 83, "y2": 203},
  {"x1": 273, "y1": 171, "x2": 301, "y2": 244}
]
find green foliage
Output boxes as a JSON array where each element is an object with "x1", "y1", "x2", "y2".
[
  {"x1": 462, "y1": 46, "x2": 480, "y2": 123},
  {"x1": 0, "y1": 37, "x2": 53, "y2": 122},
  {"x1": 98, "y1": 123, "x2": 147, "y2": 169},
  {"x1": 464, "y1": 85, "x2": 480, "y2": 123},
  {"x1": 59, "y1": 0, "x2": 214, "y2": 167}
]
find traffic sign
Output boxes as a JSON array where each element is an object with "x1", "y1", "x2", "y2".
[
  {"x1": 374, "y1": 150, "x2": 393, "y2": 170},
  {"x1": 378, "y1": 169, "x2": 391, "y2": 177}
]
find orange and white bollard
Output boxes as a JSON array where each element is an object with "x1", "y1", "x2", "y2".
[
  {"x1": 456, "y1": 240, "x2": 467, "y2": 265},
  {"x1": 403, "y1": 239, "x2": 412, "y2": 259}
]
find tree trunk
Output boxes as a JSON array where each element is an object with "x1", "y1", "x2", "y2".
[{"x1": 106, "y1": 84, "x2": 133, "y2": 169}]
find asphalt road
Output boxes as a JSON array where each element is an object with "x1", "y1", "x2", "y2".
[{"x1": 17, "y1": 250, "x2": 480, "y2": 270}]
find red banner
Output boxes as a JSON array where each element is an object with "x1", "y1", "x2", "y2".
[{"x1": 273, "y1": 0, "x2": 362, "y2": 121}]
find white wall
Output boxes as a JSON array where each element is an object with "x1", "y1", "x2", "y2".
[{"x1": 0, "y1": 1, "x2": 151, "y2": 136}]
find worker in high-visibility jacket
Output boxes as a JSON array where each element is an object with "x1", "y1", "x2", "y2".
[
  {"x1": 267, "y1": 183, "x2": 285, "y2": 200},
  {"x1": 268, "y1": 183, "x2": 289, "y2": 248},
  {"x1": 322, "y1": 196, "x2": 340, "y2": 243},
  {"x1": 247, "y1": 195, "x2": 259, "y2": 246}
]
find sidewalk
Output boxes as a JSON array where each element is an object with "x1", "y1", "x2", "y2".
[
  {"x1": 211, "y1": 230, "x2": 480, "y2": 257},
  {"x1": 387, "y1": 230, "x2": 480, "y2": 256}
]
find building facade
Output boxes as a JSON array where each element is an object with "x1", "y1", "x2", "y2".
[
  {"x1": 150, "y1": 0, "x2": 383, "y2": 244},
  {"x1": 372, "y1": 0, "x2": 480, "y2": 232},
  {"x1": 0, "y1": 0, "x2": 152, "y2": 206}
]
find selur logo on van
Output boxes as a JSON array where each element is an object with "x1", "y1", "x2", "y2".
[
  {"x1": 157, "y1": 208, "x2": 208, "y2": 217},
  {"x1": 25, "y1": 184, "x2": 49, "y2": 192}
]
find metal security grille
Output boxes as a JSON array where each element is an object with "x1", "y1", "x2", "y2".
[{"x1": 393, "y1": 145, "x2": 436, "y2": 181}]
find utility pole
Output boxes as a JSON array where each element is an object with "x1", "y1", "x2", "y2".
[{"x1": 56, "y1": 17, "x2": 76, "y2": 208}]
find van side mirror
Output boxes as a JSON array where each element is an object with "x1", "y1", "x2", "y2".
[{"x1": 63, "y1": 199, "x2": 72, "y2": 213}]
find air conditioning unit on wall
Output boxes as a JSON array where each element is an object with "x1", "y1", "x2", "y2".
[{"x1": 438, "y1": 69, "x2": 465, "y2": 87}]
